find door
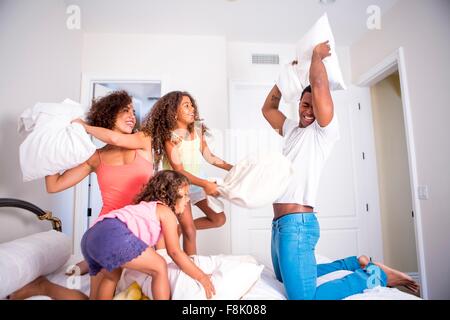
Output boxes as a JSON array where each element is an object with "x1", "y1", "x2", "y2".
[
  {"x1": 87, "y1": 84, "x2": 111, "y2": 226},
  {"x1": 228, "y1": 82, "x2": 383, "y2": 269},
  {"x1": 228, "y1": 82, "x2": 283, "y2": 268}
]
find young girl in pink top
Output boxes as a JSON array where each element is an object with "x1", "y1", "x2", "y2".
[{"x1": 80, "y1": 170, "x2": 215, "y2": 300}]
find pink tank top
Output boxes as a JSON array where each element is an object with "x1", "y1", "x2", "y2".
[{"x1": 95, "y1": 150, "x2": 153, "y2": 216}]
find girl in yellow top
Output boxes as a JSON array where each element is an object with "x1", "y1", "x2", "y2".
[{"x1": 146, "y1": 91, "x2": 233, "y2": 255}]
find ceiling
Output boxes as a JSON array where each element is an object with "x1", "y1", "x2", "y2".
[{"x1": 66, "y1": 0, "x2": 399, "y2": 46}]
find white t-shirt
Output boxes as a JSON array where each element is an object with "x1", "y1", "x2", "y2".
[{"x1": 274, "y1": 115, "x2": 340, "y2": 208}]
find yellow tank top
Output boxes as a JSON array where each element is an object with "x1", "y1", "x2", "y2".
[{"x1": 162, "y1": 130, "x2": 202, "y2": 176}]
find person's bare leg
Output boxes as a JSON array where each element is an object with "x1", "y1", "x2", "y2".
[
  {"x1": 357, "y1": 255, "x2": 419, "y2": 293},
  {"x1": 193, "y1": 199, "x2": 226, "y2": 230},
  {"x1": 65, "y1": 260, "x2": 89, "y2": 276},
  {"x1": 177, "y1": 202, "x2": 197, "y2": 255},
  {"x1": 8, "y1": 276, "x2": 88, "y2": 300},
  {"x1": 96, "y1": 268, "x2": 122, "y2": 300},
  {"x1": 89, "y1": 272, "x2": 104, "y2": 300},
  {"x1": 123, "y1": 247, "x2": 170, "y2": 300}
]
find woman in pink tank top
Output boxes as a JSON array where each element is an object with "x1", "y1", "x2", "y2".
[
  {"x1": 44, "y1": 90, "x2": 154, "y2": 300},
  {"x1": 95, "y1": 149, "x2": 152, "y2": 216}
]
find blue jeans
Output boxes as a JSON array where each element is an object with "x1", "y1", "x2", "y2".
[{"x1": 271, "y1": 213, "x2": 387, "y2": 300}]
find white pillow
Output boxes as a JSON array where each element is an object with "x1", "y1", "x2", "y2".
[
  {"x1": 18, "y1": 99, "x2": 85, "y2": 134},
  {"x1": 276, "y1": 62, "x2": 303, "y2": 105},
  {"x1": 19, "y1": 100, "x2": 96, "y2": 182},
  {"x1": 117, "y1": 252, "x2": 264, "y2": 300},
  {"x1": 0, "y1": 230, "x2": 72, "y2": 299},
  {"x1": 295, "y1": 13, "x2": 346, "y2": 92}
]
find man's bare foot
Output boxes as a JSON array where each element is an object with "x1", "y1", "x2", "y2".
[
  {"x1": 374, "y1": 262, "x2": 420, "y2": 294},
  {"x1": 358, "y1": 255, "x2": 370, "y2": 269},
  {"x1": 8, "y1": 276, "x2": 49, "y2": 300}
]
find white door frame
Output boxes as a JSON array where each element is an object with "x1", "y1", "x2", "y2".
[
  {"x1": 72, "y1": 73, "x2": 169, "y2": 259},
  {"x1": 357, "y1": 47, "x2": 428, "y2": 299}
]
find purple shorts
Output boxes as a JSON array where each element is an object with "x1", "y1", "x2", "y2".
[{"x1": 81, "y1": 218, "x2": 148, "y2": 276}]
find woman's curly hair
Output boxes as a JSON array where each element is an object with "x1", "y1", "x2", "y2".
[
  {"x1": 141, "y1": 91, "x2": 206, "y2": 165},
  {"x1": 134, "y1": 170, "x2": 189, "y2": 214},
  {"x1": 86, "y1": 90, "x2": 133, "y2": 129}
]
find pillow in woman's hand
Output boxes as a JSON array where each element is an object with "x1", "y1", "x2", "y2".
[{"x1": 18, "y1": 100, "x2": 96, "y2": 182}]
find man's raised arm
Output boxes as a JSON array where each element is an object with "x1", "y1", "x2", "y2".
[
  {"x1": 262, "y1": 85, "x2": 287, "y2": 136},
  {"x1": 310, "y1": 41, "x2": 334, "y2": 127}
]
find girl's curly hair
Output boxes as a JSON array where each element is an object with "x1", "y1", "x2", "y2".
[
  {"x1": 141, "y1": 91, "x2": 206, "y2": 165},
  {"x1": 86, "y1": 90, "x2": 133, "y2": 129},
  {"x1": 134, "y1": 170, "x2": 189, "y2": 214}
]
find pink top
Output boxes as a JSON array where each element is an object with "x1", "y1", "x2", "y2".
[
  {"x1": 95, "y1": 150, "x2": 153, "y2": 216},
  {"x1": 95, "y1": 201, "x2": 163, "y2": 246}
]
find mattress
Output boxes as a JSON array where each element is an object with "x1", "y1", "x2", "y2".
[
  {"x1": 24, "y1": 255, "x2": 421, "y2": 300},
  {"x1": 242, "y1": 268, "x2": 421, "y2": 300}
]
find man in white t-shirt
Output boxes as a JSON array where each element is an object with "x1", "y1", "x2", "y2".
[{"x1": 261, "y1": 41, "x2": 418, "y2": 300}]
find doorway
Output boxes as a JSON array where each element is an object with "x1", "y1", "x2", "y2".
[
  {"x1": 358, "y1": 48, "x2": 427, "y2": 298},
  {"x1": 370, "y1": 71, "x2": 419, "y2": 291}
]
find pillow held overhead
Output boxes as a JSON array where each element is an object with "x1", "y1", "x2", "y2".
[
  {"x1": 295, "y1": 13, "x2": 346, "y2": 91},
  {"x1": 277, "y1": 13, "x2": 346, "y2": 104}
]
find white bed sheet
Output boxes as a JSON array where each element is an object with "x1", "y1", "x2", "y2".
[
  {"x1": 23, "y1": 255, "x2": 421, "y2": 300},
  {"x1": 242, "y1": 267, "x2": 421, "y2": 300},
  {"x1": 26, "y1": 255, "x2": 90, "y2": 300}
]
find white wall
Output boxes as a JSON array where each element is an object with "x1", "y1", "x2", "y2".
[
  {"x1": 81, "y1": 33, "x2": 229, "y2": 254},
  {"x1": 227, "y1": 41, "x2": 352, "y2": 116},
  {"x1": 0, "y1": 0, "x2": 82, "y2": 242},
  {"x1": 371, "y1": 72, "x2": 418, "y2": 273},
  {"x1": 350, "y1": 0, "x2": 450, "y2": 299},
  {"x1": 227, "y1": 42, "x2": 297, "y2": 120}
]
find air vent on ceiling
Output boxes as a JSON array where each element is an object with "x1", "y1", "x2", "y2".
[{"x1": 252, "y1": 54, "x2": 279, "y2": 65}]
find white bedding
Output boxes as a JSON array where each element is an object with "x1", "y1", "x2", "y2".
[
  {"x1": 25, "y1": 256, "x2": 90, "y2": 300},
  {"x1": 22, "y1": 255, "x2": 420, "y2": 300},
  {"x1": 242, "y1": 268, "x2": 421, "y2": 300}
]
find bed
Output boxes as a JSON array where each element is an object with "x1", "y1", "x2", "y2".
[
  {"x1": 1, "y1": 198, "x2": 420, "y2": 300},
  {"x1": 24, "y1": 255, "x2": 421, "y2": 300}
]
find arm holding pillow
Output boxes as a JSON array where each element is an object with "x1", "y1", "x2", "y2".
[
  {"x1": 45, "y1": 155, "x2": 97, "y2": 193},
  {"x1": 309, "y1": 41, "x2": 334, "y2": 127},
  {"x1": 158, "y1": 204, "x2": 216, "y2": 299},
  {"x1": 72, "y1": 118, "x2": 151, "y2": 151},
  {"x1": 200, "y1": 133, "x2": 233, "y2": 172}
]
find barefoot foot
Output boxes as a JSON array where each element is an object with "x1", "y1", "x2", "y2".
[{"x1": 374, "y1": 262, "x2": 420, "y2": 294}]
